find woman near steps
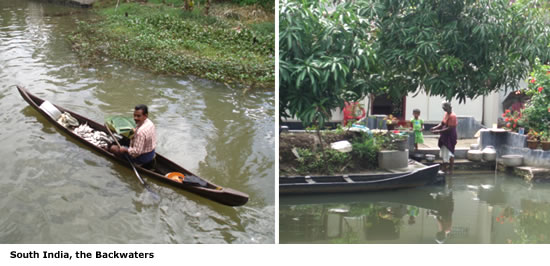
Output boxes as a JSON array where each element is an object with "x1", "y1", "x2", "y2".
[{"x1": 430, "y1": 102, "x2": 458, "y2": 174}]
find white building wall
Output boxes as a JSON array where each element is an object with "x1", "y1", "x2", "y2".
[
  {"x1": 404, "y1": 91, "x2": 484, "y2": 123},
  {"x1": 285, "y1": 79, "x2": 527, "y2": 126},
  {"x1": 483, "y1": 90, "x2": 501, "y2": 127}
]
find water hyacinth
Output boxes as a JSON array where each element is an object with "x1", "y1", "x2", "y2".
[{"x1": 68, "y1": 3, "x2": 274, "y2": 89}]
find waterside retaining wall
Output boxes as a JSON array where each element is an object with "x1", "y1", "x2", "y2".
[{"x1": 479, "y1": 130, "x2": 550, "y2": 168}]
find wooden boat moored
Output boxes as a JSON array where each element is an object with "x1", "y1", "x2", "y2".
[{"x1": 280, "y1": 164, "x2": 442, "y2": 195}]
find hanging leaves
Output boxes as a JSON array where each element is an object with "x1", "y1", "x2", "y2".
[
  {"x1": 279, "y1": 0, "x2": 379, "y2": 127},
  {"x1": 376, "y1": 0, "x2": 550, "y2": 103}
]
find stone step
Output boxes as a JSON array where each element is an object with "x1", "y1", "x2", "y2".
[
  {"x1": 422, "y1": 159, "x2": 496, "y2": 171},
  {"x1": 514, "y1": 166, "x2": 550, "y2": 182},
  {"x1": 413, "y1": 148, "x2": 469, "y2": 159}
]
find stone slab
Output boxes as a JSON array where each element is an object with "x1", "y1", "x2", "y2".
[
  {"x1": 514, "y1": 166, "x2": 550, "y2": 183},
  {"x1": 424, "y1": 159, "x2": 495, "y2": 171},
  {"x1": 412, "y1": 148, "x2": 468, "y2": 159}
]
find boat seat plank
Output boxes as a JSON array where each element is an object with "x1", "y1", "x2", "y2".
[
  {"x1": 305, "y1": 176, "x2": 316, "y2": 184},
  {"x1": 343, "y1": 175, "x2": 354, "y2": 183}
]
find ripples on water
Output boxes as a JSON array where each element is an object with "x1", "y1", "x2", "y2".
[{"x1": 0, "y1": 1, "x2": 274, "y2": 243}]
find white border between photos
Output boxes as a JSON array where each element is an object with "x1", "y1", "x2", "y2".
[{"x1": 274, "y1": 0, "x2": 280, "y2": 245}]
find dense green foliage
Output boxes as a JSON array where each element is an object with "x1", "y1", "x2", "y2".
[
  {"x1": 280, "y1": 0, "x2": 550, "y2": 126},
  {"x1": 145, "y1": 0, "x2": 275, "y2": 10},
  {"x1": 281, "y1": 130, "x2": 407, "y2": 175},
  {"x1": 350, "y1": 133, "x2": 379, "y2": 169},
  {"x1": 70, "y1": 3, "x2": 274, "y2": 88},
  {"x1": 229, "y1": 0, "x2": 275, "y2": 10},
  {"x1": 279, "y1": 0, "x2": 379, "y2": 128},
  {"x1": 521, "y1": 59, "x2": 550, "y2": 134},
  {"x1": 295, "y1": 148, "x2": 351, "y2": 175},
  {"x1": 375, "y1": 0, "x2": 550, "y2": 102}
]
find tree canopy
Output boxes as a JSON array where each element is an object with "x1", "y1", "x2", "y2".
[
  {"x1": 375, "y1": 0, "x2": 550, "y2": 102},
  {"x1": 279, "y1": 0, "x2": 550, "y2": 126},
  {"x1": 279, "y1": 0, "x2": 379, "y2": 126}
]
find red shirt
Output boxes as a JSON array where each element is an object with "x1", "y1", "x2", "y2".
[{"x1": 443, "y1": 112, "x2": 457, "y2": 127}]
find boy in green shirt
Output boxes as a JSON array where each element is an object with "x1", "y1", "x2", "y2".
[{"x1": 411, "y1": 108, "x2": 424, "y2": 152}]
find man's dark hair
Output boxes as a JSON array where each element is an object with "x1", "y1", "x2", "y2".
[
  {"x1": 413, "y1": 108, "x2": 421, "y2": 113},
  {"x1": 135, "y1": 104, "x2": 148, "y2": 115}
]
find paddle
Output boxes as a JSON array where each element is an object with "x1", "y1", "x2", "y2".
[{"x1": 105, "y1": 124, "x2": 160, "y2": 200}]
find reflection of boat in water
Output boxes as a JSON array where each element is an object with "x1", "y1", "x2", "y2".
[
  {"x1": 280, "y1": 164, "x2": 442, "y2": 195},
  {"x1": 281, "y1": 172, "x2": 550, "y2": 243},
  {"x1": 280, "y1": 185, "x2": 449, "y2": 213},
  {"x1": 280, "y1": 189, "x2": 455, "y2": 243}
]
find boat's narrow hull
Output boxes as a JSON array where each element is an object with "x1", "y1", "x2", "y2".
[
  {"x1": 17, "y1": 86, "x2": 248, "y2": 206},
  {"x1": 279, "y1": 164, "x2": 441, "y2": 194}
]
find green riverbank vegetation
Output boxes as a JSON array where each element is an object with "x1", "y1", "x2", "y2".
[
  {"x1": 279, "y1": 129, "x2": 408, "y2": 175},
  {"x1": 69, "y1": 0, "x2": 274, "y2": 89}
]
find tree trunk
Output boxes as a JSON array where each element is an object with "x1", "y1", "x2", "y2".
[
  {"x1": 183, "y1": 0, "x2": 194, "y2": 11},
  {"x1": 316, "y1": 128, "x2": 324, "y2": 153},
  {"x1": 205, "y1": 0, "x2": 211, "y2": 16},
  {"x1": 184, "y1": 0, "x2": 190, "y2": 11}
]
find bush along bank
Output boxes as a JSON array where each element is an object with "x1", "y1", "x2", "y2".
[
  {"x1": 279, "y1": 129, "x2": 407, "y2": 176},
  {"x1": 68, "y1": 3, "x2": 274, "y2": 89}
]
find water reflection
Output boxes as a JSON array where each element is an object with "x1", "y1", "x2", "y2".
[
  {"x1": 280, "y1": 173, "x2": 550, "y2": 244},
  {"x1": 431, "y1": 191, "x2": 453, "y2": 243}
]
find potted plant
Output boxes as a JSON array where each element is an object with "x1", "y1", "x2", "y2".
[
  {"x1": 541, "y1": 131, "x2": 550, "y2": 151},
  {"x1": 391, "y1": 132, "x2": 409, "y2": 151},
  {"x1": 527, "y1": 129, "x2": 540, "y2": 149},
  {"x1": 384, "y1": 114, "x2": 398, "y2": 130}
]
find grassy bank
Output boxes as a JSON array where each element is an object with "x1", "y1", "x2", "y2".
[{"x1": 69, "y1": 1, "x2": 274, "y2": 89}]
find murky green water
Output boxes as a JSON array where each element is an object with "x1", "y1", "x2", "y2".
[
  {"x1": 0, "y1": 1, "x2": 274, "y2": 243},
  {"x1": 280, "y1": 173, "x2": 550, "y2": 244}
]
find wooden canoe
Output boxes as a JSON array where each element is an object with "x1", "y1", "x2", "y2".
[
  {"x1": 279, "y1": 164, "x2": 442, "y2": 195},
  {"x1": 17, "y1": 86, "x2": 248, "y2": 206}
]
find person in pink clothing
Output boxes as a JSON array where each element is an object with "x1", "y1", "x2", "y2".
[
  {"x1": 430, "y1": 102, "x2": 457, "y2": 174},
  {"x1": 110, "y1": 104, "x2": 157, "y2": 166}
]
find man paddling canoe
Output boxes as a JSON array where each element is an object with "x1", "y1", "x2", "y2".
[{"x1": 110, "y1": 104, "x2": 157, "y2": 166}]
